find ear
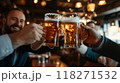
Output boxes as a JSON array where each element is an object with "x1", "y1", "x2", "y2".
[{"x1": 2, "y1": 18, "x2": 6, "y2": 25}]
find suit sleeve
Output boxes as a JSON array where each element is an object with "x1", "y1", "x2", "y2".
[
  {"x1": 0, "y1": 34, "x2": 14, "y2": 60},
  {"x1": 86, "y1": 47, "x2": 100, "y2": 62},
  {"x1": 23, "y1": 44, "x2": 51, "y2": 54},
  {"x1": 93, "y1": 37, "x2": 120, "y2": 62}
]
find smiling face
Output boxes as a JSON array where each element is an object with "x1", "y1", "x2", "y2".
[{"x1": 4, "y1": 10, "x2": 25, "y2": 34}]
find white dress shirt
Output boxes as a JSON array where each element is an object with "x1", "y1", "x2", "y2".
[{"x1": 0, "y1": 34, "x2": 14, "y2": 60}]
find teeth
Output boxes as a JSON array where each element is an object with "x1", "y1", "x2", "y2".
[{"x1": 11, "y1": 27, "x2": 20, "y2": 31}]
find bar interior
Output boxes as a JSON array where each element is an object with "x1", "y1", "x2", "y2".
[{"x1": 0, "y1": 0, "x2": 120, "y2": 67}]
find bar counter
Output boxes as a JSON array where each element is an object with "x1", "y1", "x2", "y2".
[
  {"x1": 29, "y1": 52, "x2": 104, "y2": 67},
  {"x1": 29, "y1": 53, "x2": 68, "y2": 67}
]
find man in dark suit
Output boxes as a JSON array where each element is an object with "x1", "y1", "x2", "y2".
[
  {"x1": 80, "y1": 23, "x2": 120, "y2": 63},
  {"x1": 0, "y1": 8, "x2": 50, "y2": 67},
  {"x1": 77, "y1": 21, "x2": 119, "y2": 66}
]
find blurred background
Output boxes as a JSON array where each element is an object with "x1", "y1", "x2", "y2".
[
  {"x1": 0, "y1": 0, "x2": 120, "y2": 43},
  {"x1": 0, "y1": 0, "x2": 120, "y2": 67}
]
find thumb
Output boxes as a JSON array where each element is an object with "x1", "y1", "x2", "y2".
[{"x1": 80, "y1": 24, "x2": 92, "y2": 30}]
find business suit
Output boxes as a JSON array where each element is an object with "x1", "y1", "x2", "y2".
[
  {"x1": 92, "y1": 37, "x2": 120, "y2": 63},
  {"x1": 0, "y1": 44, "x2": 51, "y2": 67},
  {"x1": 0, "y1": 27, "x2": 52, "y2": 66}
]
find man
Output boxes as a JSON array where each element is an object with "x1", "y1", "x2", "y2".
[
  {"x1": 80, "y1": 23, "x2": 120, "y2": 63},
  {"x1": 77, "y1": 21, "x2": 119, "y2": 67},
  {"x1": 0, "y1": 8, "x2": 50, "y2": 66}
]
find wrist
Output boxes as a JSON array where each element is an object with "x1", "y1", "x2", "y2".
[
  {"x1": 9, "y1": 32, "x2": 23, "y2": 49},
  {"x1": 95, "y1": 36, "x2": 103, "y2": 47}
]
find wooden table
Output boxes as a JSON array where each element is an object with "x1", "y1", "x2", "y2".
[{"x1": 29, "y1": 53, "x2": 68, "y2": 67}]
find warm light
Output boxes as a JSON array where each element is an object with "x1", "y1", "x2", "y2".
[
  {"x1": 69, "y1": 8, "x2": 73, "y2": 12},
  {"x1": 41, "y1": 0, "x2": 47, "y2": 7},
  {"x1": 85, "y1": 13, "x2": 87, "y2": 17},
  {"x1": 98, "y1": 0, "x2": 107, "y2": 6},
  {"x1": 56, "y1": 62, "x2": 60, "y2": 65},
  {"x1": 26, "y1": 10, "x2": 30, "y2": 14},
  {"x1": 94, "y1": 12, "x2": 97, "y2": 17},
  {"x1": 26, "y1": 21, "x2": 30, "y2": 25},
  {"x1": 34, "y1": 0, "x2": 38, "y2": 4},
  {"x1": 46, "y1": 0, "x2": 52, "y2": 1},
  {"x1": 16, "y1": 0, "x2": 26, "y2": 5},
  {"x1": 111, "y1": 22, "x2": 115, "y2": 26},
  {"x1": 62, "y1": 11, "x2": 66, "y2": 15},
  {"x1": 13, "y1": 4, "x2": 17, "y2": 8},
  {"x1": 75, "y1": 2, "x2": 82, "y2": 8},
  {"x1": 87, "y1": 3, "x2": 95, "y2": 12},
  {"x1": 67, "y1": 0, "x2": 70, "y2": 2},
  {"x1": 95, "y1": 21, "x2": 97, "y2": 24},
  {"x1": 57, "y1": 10, "x2": 60, "y2": 13}
]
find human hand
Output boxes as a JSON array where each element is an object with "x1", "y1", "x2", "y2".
[
  {"x1": 9, "y1": 23, "x2": 44, "y2": 49},
  {"x1": 18, "y1": 23, "x2": 44, "y2": 45},
  {"x1": 80, "y1": 24, "x2": 102, "y2": 46}
]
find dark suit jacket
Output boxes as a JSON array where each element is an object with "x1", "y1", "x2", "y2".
[
  {"x1": 92, "y1": 37, "x2": 120, "y2": 63},
  {"x1": 0, "y1": 45, "x2": 51, "y2": 67}
]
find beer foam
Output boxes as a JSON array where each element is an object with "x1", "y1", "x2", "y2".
[
  {"x1": 61, "y1": 18, "x2": 79, "y2": 23},
  {"x1": 45, "y1": 18, "x2": 59, "y2": 21}
]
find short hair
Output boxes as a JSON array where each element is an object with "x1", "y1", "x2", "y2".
[
  {"x1": 4, "y1": 8, "x2": 24, "y2": 19},
  {"x1": 86, "y1": 21, "x2": 95, "y2": 25}
]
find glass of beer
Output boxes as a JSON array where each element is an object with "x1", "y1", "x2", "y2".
[
  {"x1": 60, "y1": 13, "x2": 80, "y2": 48},
  {"x1": 43, "y1": 13, "x2": 60, "y2": 47}
]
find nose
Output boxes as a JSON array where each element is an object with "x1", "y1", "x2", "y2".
[{"x1": 15, "y1": 20, "x2": 21, "y2": 27}]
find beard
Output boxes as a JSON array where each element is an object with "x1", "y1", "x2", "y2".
[{"x1": 4, "y1": 23, "x2": 22, "y2": 34}]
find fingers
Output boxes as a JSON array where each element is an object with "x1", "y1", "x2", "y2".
[
  {"x1": 80, "y1": 23, "x2": 89, "y2": 30},
  {"x1": 36, "y1": 26, "x2": 44, "y2": 35},
  {"x1": 36, "y1": 25, "x2": 45, "y2": 41},
  {"x1": 34, "y1": 30, "x2": 43, "y2": 41},
  {"x1": 31, "y1": 23, "x2": 43, "y2": 30},
  {"x1": 31, "y1": 23, "x2": 44, "y2": 35},
  {"x1": 27, "y1": 23, "x2": 44, "y2": 41},
  {"x1": 79, "y1": 24, "x2": 89, "y2": 41}
]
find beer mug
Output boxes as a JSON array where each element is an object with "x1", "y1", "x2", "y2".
[
  {"x1": 61, "y1": 13, "x2": 80, "y2": 48},
  {"x1": 43, "y1": 13, "x2": 60, "y2": 47}
]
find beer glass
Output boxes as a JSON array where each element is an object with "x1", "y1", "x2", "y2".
[
  {"x1": 43, "y1": 13, "x2": 60, "y2": 47},
  {"x1": 61, "y1": 13, "x2": 80, "y2": 48}
]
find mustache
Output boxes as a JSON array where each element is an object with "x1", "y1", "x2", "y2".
[{"x1": 10, "y1": 25, "x2": 22, "y2": 30}]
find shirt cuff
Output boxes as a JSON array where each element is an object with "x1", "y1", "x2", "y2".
[{"x1": 0, "y1": 34, "x2": 14, "y2": 60}]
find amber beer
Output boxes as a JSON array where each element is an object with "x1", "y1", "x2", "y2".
[
  {"x1": 61, "y1": 15, "x2": 79, "y2": 48},
  {"x1": 44, "y1": 13, "x2": 60, "y2": 47}
]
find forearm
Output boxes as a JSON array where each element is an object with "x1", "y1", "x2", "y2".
[
  {"x1": 8, "y1": 32, "x2": 24, "y2": 49},
  {"x1": 93, "y1": 37, "x2": 120, "y2": 62}
]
